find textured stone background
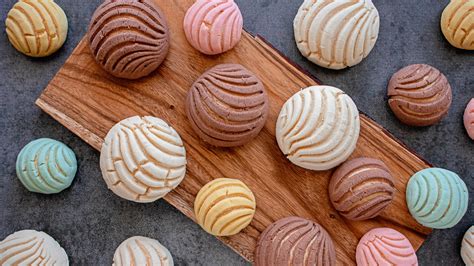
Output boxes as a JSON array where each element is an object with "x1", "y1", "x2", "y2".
[{"x1": 0, "y1": 0, "x2": 472, "y2": 265}]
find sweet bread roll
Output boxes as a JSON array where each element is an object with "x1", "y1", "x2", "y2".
[
  {"x1": 100, "y1": 116, "x2": 187, "y2": 203},
  {"x1": 6, "y1": 0, "x2": 68, "y2": 57},
  {"x1": 406, "y1": 168, "x2": 468, "y2": 229},
  {"x1": 294, "y1": 0, "x2": 379, "y2": 69},
  {"x1": 186, "y1": 64, "x2": 269, "y2": 147},
  {"x1": 16, "y1": 138, "x2": 77, "y2": 194},
  {"x1": 255, "y1": 217, "x2": 336, "y2": 266},
  {"x1": 329, "y1": 157, "x2": 395, "y2": 221},
  {"x1": 113, "y1": 236, "x2": 173, "y2": 266},
  {"x1": 88, "y1": 0, "x2": 170, "y2": 79},
  {"x1": 388, "y1": 64, "x2": 452, "y2": 126},
  {"x1": 0, "y1": 230, "x2": 69, "y2": 265},
  {"x1": 276, "y1": 86, "x2": 360, "y2": 171},
  {"x1": 194, "y1": 178, "x2": 256, "y2": 236},
  {"x1": 356, "y1": 228, "x2": 418, "y2": 266},
  {"x1": 441, "y1": 0, "x2": 474, "y2": 50},
  {"x1": 184, "y1": 0, "x2": 243, "y2": 55}
]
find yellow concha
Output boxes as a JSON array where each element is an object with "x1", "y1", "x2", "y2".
[
  {"x1": 194, "y1": 178, "x2": 256, "y2": 236},
  {"x1": 5, "y1": 0, "x2": 68, "y2": 57},
  {"x1": 441, "y1": 0, "x2": 474, "y2": 50}
]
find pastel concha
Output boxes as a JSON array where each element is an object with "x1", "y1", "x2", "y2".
[{"x1": 406, "y1": 168, "x2": 468, "y2": 229}]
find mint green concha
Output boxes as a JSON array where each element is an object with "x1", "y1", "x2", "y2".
[
  {"x1": 406, "y1": 168, "x2": 468, "y2": 229},
  {"x1": 16, "y1": 138, "x2": 77, "y2": 194}
]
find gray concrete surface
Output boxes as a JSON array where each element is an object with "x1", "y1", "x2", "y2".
[{"x1": 0, "y1": 0, "x2": 472, "y2": 265}]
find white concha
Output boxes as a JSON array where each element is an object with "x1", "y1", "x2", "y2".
[
  {"x1": 294, "y1": 0, "x2": 380, "y2": 69},
  {"x1": 462, "y1": 226, "x2": 474, "y2": 266},
  {"x1": 100, "y1": 116, "x2": 187, "y2": 203},
  {"x1": 113, "y1": 236, "x2": 173, "y2": 266},
  {"x1": 0, "y1": 230, "x2": 69, "y2": 265},
  {"x1": 276, "y1": 86, "x2": 360, "y2": 171}
]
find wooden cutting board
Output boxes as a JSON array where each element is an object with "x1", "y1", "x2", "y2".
[{"x1": 36, "y1": 0, "x2": 432, "y2": 263}]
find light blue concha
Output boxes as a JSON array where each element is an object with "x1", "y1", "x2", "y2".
[
  {"x1": 406, "y1": 168, "x2": 468, "y2": 229},
  {"x1": 16, "y1": 138, "x2": 77, "y2": 194}
]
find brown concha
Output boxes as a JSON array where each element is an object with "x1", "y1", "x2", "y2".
[
  {"x1": 87, "y1": 0, "x2": 170, "y2": 79},
  {"x1": 387, "y1": 64, "x2": 452, "y2": 126},
  {"x1": 329, "y1": 157, "x2": 395, "y2": 221},
  {"x1": 186, "y1": 64, "x2": 269, "y2": 147},
  {"x1": 255, "y1": 217, "x2": 336, "y2": 266}
]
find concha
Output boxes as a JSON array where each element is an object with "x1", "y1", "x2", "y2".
[
  {"x1": 5, "y1": 0, "x2": 68, "y2": 57},
  {"x1": 276, "y1": 86, "x2": 360, "y2": 171},
  {"x1": 294, "y1": 0, "x2": 380, "y2": 69},
  {"x1": 100, "y1": 116, "x2": 187, "y2": 203},
  {"x1": 255, "y1": 216, "x2": 336, "y2": 266},
  {"x1": 16, "y1": 138, "x2": 77, "y2": 194},
  {"x1": 184, "y1": 0, "x2": 243, "y2": 55},
  {"x1": 329, "y1": 157, "x2": 395, "y2": 221},
  {"x1": 186, "y1": 64, "x2": 269, "y2": 147},
  {"x1": 464, "y1": 99, "x2": 474, "y2": 140},
  {"x1": 113, "y1": 236, "x2": 173, "y2": 266},
  {"x1": 406, "y1": 168, "x2": 468, "y2": 229},
  {"x1": 441, "y1": 0, "x2": 474, "y2": 50},
  {"x1": 461, "y1": 226, "x2": 474, "y2": 266},
  {"x1": 88, "y1": 0, "x2": 170, "y2": 79},
  {"x1": 194, "y1": 178, "x2": 256, "y2": 236},
  {"x1": 387, "y1": 64, "x2": 452, "y2": 126},
  {"x1": 0, "y1": 230, "x2": 69, "y2": 265},
  {"x1": 356, "y1": 228, "x2": 418, "y2": 266}
]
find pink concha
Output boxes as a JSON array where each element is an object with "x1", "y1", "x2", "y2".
[
  {"x1": 356, "y1": 228, "x2": 418, "y2": 266},
  {"x1": 184, "y1": 0, "x2": 243, "y2": 55},
  {"x1": 464, "y1": 99, "x2": 474, "y2": 140}
]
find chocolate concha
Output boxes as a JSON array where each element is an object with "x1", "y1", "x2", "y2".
[
  {"x1": 255, "y1": 217, "x2": 336, "y2": 266},
  {"x1": 329, "y1": 157, "x2": 395, "y2": 221},
  {"x1": 186, "y1": 64, "x2": 269, "y2": 147},
  {"x1": 387, "y1": 64, "x2": 452, "y2": 126},
  {"x1": 88, "y1": 0, "x2": 170, "y2": 79}
]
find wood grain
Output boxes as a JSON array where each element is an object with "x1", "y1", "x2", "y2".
[{"x1": 36, "y1": 0, "x2": 432, "y2": 263}]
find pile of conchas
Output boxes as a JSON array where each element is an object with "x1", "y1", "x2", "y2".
[{"x1": 2, "y1": 0, "x2": 472, "y2": 265}]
